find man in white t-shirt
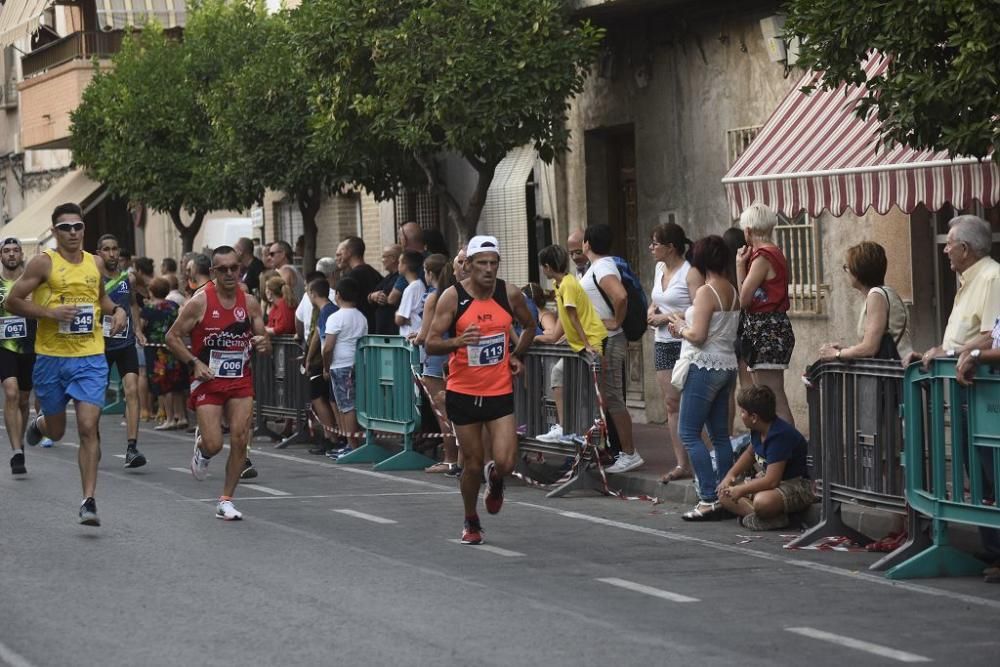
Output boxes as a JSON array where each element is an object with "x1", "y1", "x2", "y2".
[
  {"x1": 295, "y1": 256, "x2": 338, "y2": 340},
  {"x1": 395, "y1": 250, "x2": 426, "y2": 339},
  {"x1": 581, "y1": 223, "x2": 643, "y2": 473},
  {"x1": 322, "y1": 276, "x2": 368, "y2": 452}
]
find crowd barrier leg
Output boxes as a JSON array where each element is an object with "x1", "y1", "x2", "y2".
[
  {"x1": 102, "y1": 368, "x2": 125, "y2": 415},
  {"x1": 274, "y1": 409, "x2": 310, "y2": 449},
  {"x1": 885, "y1": 517, "x2": 985, "y2": 579},
  {"x1": 870, "y1": 510, "x2": 931, "y2": 571},
  {"x1": 544, "y1": 464, "x2": 608, "y2": 499}
]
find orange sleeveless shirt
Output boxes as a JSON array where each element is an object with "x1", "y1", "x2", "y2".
[{"x1": 447, "y1": 279, "x2": 514, "y2": 397}]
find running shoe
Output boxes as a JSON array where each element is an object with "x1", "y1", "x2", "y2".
[
  {"x1": 10, "y1": 450, "x2": 26, "y2": 476},
  {"x1": 40, "y1": 438, "x2": 54, "y2": 448},
  {"x1": 216, "y1": 499, "x2": 243, "y2": 521},
  {"x1": 24, "y1": 416, "x2": 42, "y2": 447},
  {"x1": 79, "y1": 497, "x2": 100, "y2": 526},
  {"x1": 460, "y1": 517, "x2": 483, "y2": 545},
  {"x1": 124, "y1": 446, "x2": 147, "y2": 469},
  {"x1": 605, "y1": 451, "x2": 645, "y2": 474},
  {"x1": 483, "y1": 461, "x2": 504, "y2": 515},
  {"x1": 444, "y1": 464, "x2": 462, "y2": 478},
  {"x1": 240, "y1": 459, "x2": 258, "y2": 480},
  {"x1": 535, "y1": 424, "x2": 563, "y2": 443},
  {"x1": 190, "y1": 434, "x2": 210, "y2": 481}
]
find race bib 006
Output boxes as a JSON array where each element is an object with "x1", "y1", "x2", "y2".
[
  {"x1": 466, "y1": 332, "x2": 506, "y2": 367},
  {"x1": 58, "y1": 304, "x2": 95, "y2": 335},
  {"x1": 209, "y1": 350, "x2": 246, "y2": 378},
  {"x1": 0, "y1": 316, "x2": 26, "y2": 340}
]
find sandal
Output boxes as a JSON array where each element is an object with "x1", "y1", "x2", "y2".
[
  {"x1": 170, "y1": 420, "x2": 189, "y2": 431},
  {"x1": 659, "y1": 466, "x2": 692, "y2": 484},
  {"x1": 682, "y1": 501, "x2": 723, "y2": 521},
  {"x1": 425, "y1": 461, "x2": 458, "y2": 474}
]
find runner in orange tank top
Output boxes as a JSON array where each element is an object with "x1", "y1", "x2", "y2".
[{"x1": 426, "y1": 236, "x2": 537, "y2": 545}]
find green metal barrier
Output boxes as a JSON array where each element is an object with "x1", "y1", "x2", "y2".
[
  {"x1": 886, "y1": 359, "x2": 1000, "y2": 579},
  {"x1": 102, "y1": 366, "x2": 125, "y2": 415},
  {"x1": 337, "y1": 335, "x2": 434, "y2": 471}
]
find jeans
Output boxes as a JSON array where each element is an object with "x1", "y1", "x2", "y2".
[{"x1": 678, "y1": 365, "x2": 736, "y2": 501}]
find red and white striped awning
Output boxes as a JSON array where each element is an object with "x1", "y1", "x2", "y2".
[{"x1": 722, "y1": 54, "x2": 1000, "y2": 219}]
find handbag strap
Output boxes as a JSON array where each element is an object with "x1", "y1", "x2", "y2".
[{"x1": 878, "y1": 287, "x2": 908, "y2": 345}]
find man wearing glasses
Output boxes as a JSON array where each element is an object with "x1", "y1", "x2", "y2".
[
  {"x1": 166, "y1": 245, "x2": 270, "y2": 521},
  {"x1": 96, "y1": 234, "x2": 148, "y2": 469},
  {"x1": 5, "y1": 203, "x2": 127, "y2": 525},
  {"x1": 0, "y1": 237, "x2": 35, "y2": 476}
]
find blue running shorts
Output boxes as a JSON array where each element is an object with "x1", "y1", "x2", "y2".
[{"x1": 33, "y1": 354, "x2": 108, "y2": 415}]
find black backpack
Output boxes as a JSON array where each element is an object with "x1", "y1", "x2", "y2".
[{"x1": 592, "y1": 257, "x2": 648, "y2": 342}]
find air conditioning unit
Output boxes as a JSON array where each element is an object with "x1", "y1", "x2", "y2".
[
  {"x1": 5, "y1": 78, "x2": 17, "y2": 106},
  {"x1": 12, "y1": 131, "x2": 22, "y2": 154},
  {"x1": 759, "y1": 15, "x2": 788, "y2": 63}
]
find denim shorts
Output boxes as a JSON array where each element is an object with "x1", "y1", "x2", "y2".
[
  {"x1": 423, "y1": 353, "x2": 446, "y2": 379},
  {"x1": 330, "y1": 367, "x2": 356, "y2": 413},
  {"x1": 33, "y1": 353, "x2": 108, "y2": 415}
]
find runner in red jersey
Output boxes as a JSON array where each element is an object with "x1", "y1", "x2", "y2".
[
  {"x1": 166, "y1": 245, "x2": 270, "y2": 520},
  {"x1": 426, "y1": 236, "x2": 536, "y2": 545}
]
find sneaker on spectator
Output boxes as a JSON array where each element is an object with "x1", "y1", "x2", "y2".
[
  {"x1": 535, "y1": 424, "x2": 563, "y2": 443},
  {"x1": 461, "y1": 516, "x2": 483, "y2": 545},
  {"x1": 740, "y1": 513, "x2": 789, "y2": 531},
  {"x1": 606, "y1": 452, "x2": 644, "y2": 473}
]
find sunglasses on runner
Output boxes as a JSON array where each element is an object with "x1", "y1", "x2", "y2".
[{"x1": 54, "y1": 222, "x2": 85, "y2": 233}]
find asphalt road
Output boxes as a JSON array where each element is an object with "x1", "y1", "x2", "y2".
[{"x1": 2, "y1": 416, "x2": 999, "y2": 667}]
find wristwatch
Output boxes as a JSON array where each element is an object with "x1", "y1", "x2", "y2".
[
  {"x1": 835, "y1": 349, "x2": 842, "y2": 359},
  {"x1": 971, "y1": 349, "x2": 982, "y2": 360}
]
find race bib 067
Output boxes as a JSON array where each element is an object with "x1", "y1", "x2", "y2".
[{"x1": 0, "y1": 316, "x2": 26, "y2": 340}]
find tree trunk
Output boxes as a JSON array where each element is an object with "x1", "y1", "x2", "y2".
[
  {"x1": 297, "y1": 185, "x2": 322, "y2": 273},
  {"x1": 462, "y1": 157, "x2": 498, "y2": 243},
  {"x1": 169, "y1": 208, "x2": 206, "y2": 254}
]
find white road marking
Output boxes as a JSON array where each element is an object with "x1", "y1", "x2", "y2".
[
  {"x1": 179, "y1": 491, "x2": 457, "y2": 502},
  {"x1": 785, "y1": 627, "x2": 931, "y2": 663},
  {"x1": 0, "y1": 638, "x2": 38, "y2": 667},
  {"x1": 596, "y1": 577, "x2": 699, "y2": 603},
  {"x1": 139, "y1": 426, "x2": 454, "y2": 491},
  {"x1": 112, "y1": 454, "x2": 125, "y2": 459},
  {"x1": 332, "y1": 509, "x2": 397, "y2": 524},
  {"x1": 447, "y1": 540, "x2": 524, "y2": 557},
  {"x1": 240, "y1": 483, "x2": 290, "y2": 496},
  {"x1": 512, "y1": 501, "x2": 1000, "y2": 612},
  {"x1": 169, "y1": 467, "x2": 192, "y2": 474}
]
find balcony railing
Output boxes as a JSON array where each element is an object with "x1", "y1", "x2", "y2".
[{"x1": 21, "y1": 31, "x2": 124, "y2": 79}]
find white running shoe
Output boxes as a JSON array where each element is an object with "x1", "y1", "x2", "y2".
[
  {"x1": 606, "y1": 452, "x2": 645, "y2": 474},
  {"x1": 216, "y1": 499, "x2": 242, "y2": 521},
  {"x1": 190, "y1": 431, "x2": 209, "y2": 481},
  {"x1": 535, "y1": 424, "x2": 563, "y2": 443}
]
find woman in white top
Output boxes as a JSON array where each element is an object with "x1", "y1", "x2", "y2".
[
  {"x1": 646, "y1": 222, "x2": 704, "y2": 484},
  {"x1": 819, "y1": 242, "x2": 912, "y2": 361},
  {"x1": 667, "y1": 236, "x2": 740, "y2": 521}
]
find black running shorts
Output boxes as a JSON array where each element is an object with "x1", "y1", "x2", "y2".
[
  {"x1": 0, "y1": 348, "x2": 34, "y2": 390},
  {"x1": 445, "y1": 390, "x2": 514, "y2": 426},
  {"x1": 105, "y1": 345, "x2": 139, "y2": 377}
]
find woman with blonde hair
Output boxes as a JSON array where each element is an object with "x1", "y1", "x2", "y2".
[
  {"x1": 736, "y1": 203, "x2": 795, "y2": 426},
  {"x1": 819, "y1": 241, "x2": 911, "y2": 361},
  {"x1": 264, "y1": 275, "x2": 295, "y2": 336}
]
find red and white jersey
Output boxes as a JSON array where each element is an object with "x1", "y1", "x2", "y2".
[{"x1": 189, "y1": 281, "x2": 254, "y2": 394}]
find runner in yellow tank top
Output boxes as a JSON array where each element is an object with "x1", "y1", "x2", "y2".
[{"x1": 5, "y1": 203, "x2": 127, "y2": 527}]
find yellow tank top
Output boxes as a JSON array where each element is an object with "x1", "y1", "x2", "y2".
[{"x1": 33, "y1": 249, "x2": 105, "y2": 357}]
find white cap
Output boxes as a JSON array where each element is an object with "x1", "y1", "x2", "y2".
[{"x1": 467, "y1": 235, "x2": 500, "y2": 258}]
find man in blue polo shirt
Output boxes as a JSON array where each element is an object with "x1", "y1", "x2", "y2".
[{"x1": 717, "y1": 385, "x2": 815, "y2": 530}]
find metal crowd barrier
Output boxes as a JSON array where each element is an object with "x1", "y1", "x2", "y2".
[
  {"x1": 515, "y1": 343, "x2": 603, "y2": 498},
  {"x1": 253, "y1": 335, "x2": 310, "y2": 446},
  {"x1": 339, "y1": 335, "x2": 435, "y2": 471},
  {"x1": 884, "y1": 360, "x2": 1000, "y2": 579},
  {"x1": 786, "y1": 359, "x2": 913, "y2": 570}
]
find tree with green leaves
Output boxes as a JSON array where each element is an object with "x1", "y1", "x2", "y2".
[
  {"x1": 784, "y1": 0, "x2": 1000, "y2": 162},
  {"x1": 297, "y1": 0, "x2": 603, "y2": 243},
  {"x1": 70, "y1": 22, "x2": 261, "y2": 253},
  {"x1": 201, "y1": 0, "x2": 417, "y2": 271}
]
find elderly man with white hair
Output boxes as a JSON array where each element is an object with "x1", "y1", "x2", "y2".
[
  {"x1": 295, "y1": 256, "x2": 339, "y2": 340},
  {"x1": 905, "y1": 214, "x2": 1000, "y2": 368}
]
